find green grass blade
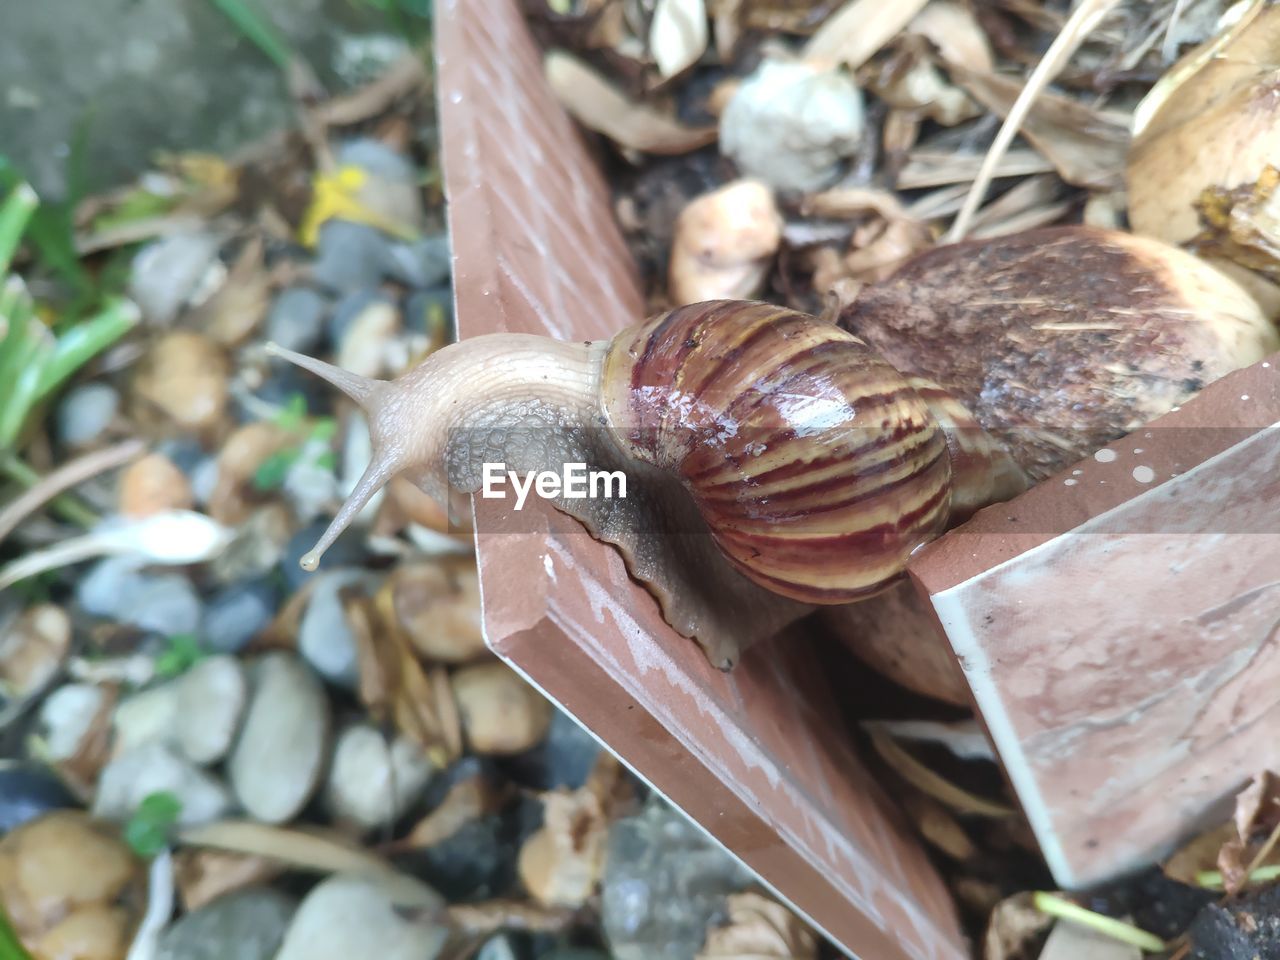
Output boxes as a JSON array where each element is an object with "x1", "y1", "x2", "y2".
[
  {"x1": 208, "y1": 0, "x2": 295, "y2": 69},
  {"x1": 34, "y1": 296, "x2": 139, "y2": 402},
  {"x1": 0, "y1": 159, "x2": 91, "y2": 295},
  {"x1": 0, "y1": 900, "x2": 34, "y2": 960},
  {"x1": 0, "y1": 182, "x2": 37, "y2": 277}
]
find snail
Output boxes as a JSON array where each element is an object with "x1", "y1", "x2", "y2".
[{"x1": 270, "y1": 226, "x2": 1278, "y2": 678}]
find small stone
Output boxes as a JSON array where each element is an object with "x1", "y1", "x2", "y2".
[
  {"x1": 325, "y1": 724, "x2": 433, "y2": 831},
  {"x1": 383, "y1": 234, "x2": 451, "y2": 289},
  {"x1": 387, "y1": 561, "x2": 486, "y2": 664},
  {"x1": 403, "y1": 286, "x2": 453, "y2": 336},
  {"x1": 275, "y1": 873, "x2": 447, "y2": 960},
  {"x1": 0, "y1": 811, "x2": 142, "y2": 948},
  {"x1": 57, "y1": 383, "x2": 120, "y2": 448},
  {"x1": 132, "y1": 331, "x2": 230, "y2": 431},
  {"x1": 125, "y1": 574, "x2": 203, "y2": 637},
  {"x1": 0, "y1": 603, "x2": 71, "y2": 701},
  {"x1": 297, "y1": 570, "x2": 375, "y2": 689},
  {"x1": 118, "y1": 452, "x2": 193, "y2": 517},
  {"x1": 601, "y1": 799, "x2": 753, "y2": 960},
  {"x1": 335, "y1": 297, "x2": 401, "y2": 379},
  {"x1": 511, "y1": 709, "x2": 601, "y2": 792},
  {"x1": 128, "y1": 230, "x2": 222, "y2": 326},
  {"x1": 452, "y1": 662, "x2": 553, "y2": 756},
  {"x1": 228, "y1": 653, "x2": 330, "y2": 824},
  {"x1": 266, "y1": 286, "x2": 331, "y2": 354},
  {"x1": 328, "y1": 289, "x2": 395, "y2": 346},
  {"x1": 77, "y1": 557, "x2": 147, "y2": 619},
  {"x1": 156, "y1": 886, "x2": 295, "y2": 960},
  {"x1": 210, "y1": 504, "x2": 295, "y2": 584},
  {"x1": 281, "y1": 519, "x2": 366, "y2": 592},
  {"x1": 311, "y1": 221, "x2": 395, "y2": 294},
  {"x1": 337, "y1": 138, "x2": 418, "y2": 183},
  {"x1": 719, "y1": 60, "x2": 864, "y2": 192},
  {"x1": 189, "y1": 456, "x2": 220, "y2": 507},
  {"x1": 93, "y1": 743, "x2": 233, "y2": 826},
  {"x1": 36, "y1": 683, "x2": 108, "y2": 763},
  {"x1": 202, "y1": 581, "x2": 278, "y2": 654},
  {"x1": 113, "y1": 655, "x2": 248, "y2": 765},
  {"x1": 476, "y1": 935, "x2": 518, "y2": 960},
  {"x1": 0, "y1": 764, "x2": 78, "y2": 835},
  {"x1": 416, "y1": 803, "x2": 530, "y2": 902},
  {"x1": 34, "y1": 903, "x2": 133, "y2": 960}
]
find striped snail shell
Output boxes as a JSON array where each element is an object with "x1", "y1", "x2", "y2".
[{"x1": 600, "y1": 300, "x2": 953, "y2": 603}]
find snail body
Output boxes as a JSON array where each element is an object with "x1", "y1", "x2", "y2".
[{"x1": 272, "y1": 226, "x2": 1278, "y2": 672}]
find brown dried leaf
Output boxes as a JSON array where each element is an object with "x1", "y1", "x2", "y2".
[
  {"x1": 898, "y1": 148, "x2": 1054, "y2": 190},
  {"x1": 902, "y1": 793, "x2": 976, "y2": 861},
  {"x1": 908, "y1": 0, "x2": 993, "y2": 72},
  {"x1": 312, "y1": 55, "x2": 429, "y2": 127},
  {"x1": 651, "y1": 0, "x2": 709, "y2": 78},
  {"x1": 353, "y1": 591, "x2": 463, "y2": 766},
  {"x1": 803, "y1": 0, "x2": 931, "y2": 70},
  {"x1": 1163, "y1": 821, "x2": 1237, "y2": 886},
  {"x1": 544, "y1": 51, "x2": 717, "y2": 154},
  {"x1": 1236, "y1": 771, "x2": 1280, "y2": 840},
  {"x1": 52, "y1": 682, "x2": 118, "y2": 800},
  {"x1": 984, "y1": 892, "x2": 1052, "y2": 960},
  {"x1": 190, "y1": 235, "x2": 272, "y2": 346},
  {"x1": 696, "y1": 892, "x2": 817, "y2": 959},
  {"x1": 446, "y1": 900, "x2": 577, "y2": 936},
  {"x1": 0, "y1": 604, "x2": 71, "y2": 702},
  {"x1": 389, "y1": 775, "x2": 511, "y2": 853},
  {"x1": 869, "y1": 728, "x2": 1016, "y2": 818},
  {"x1": 172, "y1": 848, "x2": 281, "y2": 911},
  {"x1": 949, "y1": 65, "x2": 1130, "y2": 189},
  {"x1": 1189, "y1": 168, "x2": 1280, "y2": 284}
]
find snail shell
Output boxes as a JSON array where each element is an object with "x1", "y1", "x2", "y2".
[{"x1": 600, "y1": 301, "x2": 953, "y2": 604}]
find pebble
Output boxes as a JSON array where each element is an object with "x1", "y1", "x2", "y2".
[
  {"x1": 311, "y1": 221, "x2": 396, "y2": 294},
  {"x1": 36, "y1": 683, "x2": 108, "y2": 762},
  {"x1": 210, "y1": 503, "x2": 295, "y2": 584},
  {"x1": 387, "y1": 561, "x2": 486, "y2": 664},
  {"x1": 720, "y1": 59, "x2": 864, "y2": 192},
  {"x1": 0, "y1": 764, "x2": 78, "y2": 834},
  {"x1": 335, "y1": 296, "x2": 401, "y2": 379},
  {"x1": 328, "y1": 289, "x2": 394, "y2": 345},
  {"x1": 118, "y1": 452, "x2": 193, "y2": 517},
  {"x1": 403, "y1": 286, "x2": 453, "y2": 337},
  {"x1": 325, "y1": 724, "x2": 434, "y2": 831},
  {"x1": 281, "y1": 519, "x2": 366, "y2": 591},
  {"x1": 132, "y1": 331, "x2": 230, "y2": 432},
  {"x1": 266, "y1": 286, "x2": 331, "y2": 354},
  {"x1": 113, "y1": 655, "x2": 248, "y2": 765},
  {"x1": 452, "y1": 662, "x2": 553, "y2": 756},
  {"x1": 202, "y1": 581, "x2": 278, "y2": 654},
  {"x1": 56, "y1": 383, "x2": 120, "y2": 447},
  {"x1": 0, "y1": 811, "x2": 143, "y2": 954},
  {"x1": 416, "y1": 792, "x2": 538, "y2": 902},
  {"x1": 156, "y1": 886, "x2": 295, "y2": 960},
  {"x1": 274, "y1": 873, "x2": 447, "y2": 960},
  {"x1": 337, "y1": 138, "x2": 418, "y2": 183},
  {"x1": 128, "y1": 229, "x2": 222, "y2": 326},
  {"x1": 511, "y1": 709, "x2": 601, "y2": 792},
  {"x1": 297, "y1": 569, "x2": 375, "y2": 689},
  {"x1": 383, "y1": 234, "x2": 451, "y2": 289},
  {"x1": 189, "y1": 456, "x2": 220, "y2": 507},
  {"x1": 601, "y1": 799, "x2": 753, "y2": 960},
  {"x1": 78, "y1": 558, "x2": 202, "y2": 636},
  {"x1": 228, "y1": 653, "x2": 330, "y2": 824},
  {"x1": 0, "y1": 603, "x2": 71, "y2": 701},
  {"x1": 93, "y1": 743, "x2": 234, "y2": 826}
]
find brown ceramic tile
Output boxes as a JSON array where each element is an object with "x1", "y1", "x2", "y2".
[
  {"x1": 436, "y1": 0, "x2": 967, "y2": 956},
  {"x1": 909, "y1": 355, "x2": 1280, "y2": 887}
]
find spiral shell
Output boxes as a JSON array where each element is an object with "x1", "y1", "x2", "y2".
[{"x1": 601, "y1": 300, "x2": 952, "y2": 603}]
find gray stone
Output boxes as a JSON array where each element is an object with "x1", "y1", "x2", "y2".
[
  {"x1": 113, "y1": 655, "x2": 248, "y2": 764},
  {"x1": 93, "y1": 742, "x2": 233, "y2": 826},
  {"x1": 275, "y1": 873, "x2": 447, "y2": 960},
  {"x1": 337, "y1": 138, "x2": 418, "y2": 183},
  {"x1": 329, "y1": 289, "x2": 395, "y2": 345},
  {"x1": 0, "y1": 763, "x2": 78, "y2": 835},
  {"x1": 228, "y1": 653, "x2": 330, "y2": 824},
  {"x1": 297, "y1": 569, "x2": 374, "y2": 689},
  {"x1": 202, "y1": 581, "x2": 277, "y2": 654},
  {"x1": 601, "y1": 799, "x2": 752, "y2": 960},
  {"x1": 56, "y1": 382, "x2": 119, "y2": 447},
  {"x1": 128, "y1": 230, "x2": 223, "y2": 326},
  {"x1": 324, "y1": 724, "x2": 433, "y2": 831},
  {"x1": 156, "y1": 887, "x2": 295, "y2": 960},
  {"x1": 311, "y1": 221, "x2": 394, "y2": 294},
  {"x1": 384, "y1": 234, "x2": 451, "y2": 289},
  {"x1": 0, "y1": 0, "x2": 389, "y2": 198},
  {"x1": 79, "y1": 558, "x2": 202, "y2": 635},
  {"x1": 266, "y1": 286, "x2": 331, "y2": 354},
  {"x1": 403, "y1": 286, "x2": 452, "y2": 335}
]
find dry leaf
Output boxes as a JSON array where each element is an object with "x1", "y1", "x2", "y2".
[
  {"x1": 353, "y1": 591, "x2": 463, "y2": 766},
  {"x1": 651, "y1": 0, "x2": 709, "y2": 78},
  {"x1": 51, "y1": 683, "x2": 118, "y2": 800},
  {"x1": 0, "y1": 604, "x2": 71, "y2": 702},
  {"x1": 1162, "y1": 821, "x2": 1237, "y2": 886},
  {"x1": 1236, "y1": 772, "x2": 1280, "y2": 840},
  {"x1": 388, "y1": 775, "x2": 511, "y2": 853},
  {"x1": 898, "y1": 148, "x2": 1055, "y2": 190},
  {"x1": 908, "y1": 0, "x2": 993, "y2": 72},
  {"x1": 902, "y1": 794, "x2": 977, "y2": 861},
  {"x1": 984, "y1": 892, "x2": 1053, "y2": 960},
  {"x1": 869, "y1": 728, "x2": 1016, "y2": 818},
  {"x1": 190, "y1": 235, "x2": 271, "y2": 346},
  {"x1": 446, "y1": 899, "x2": 577, "y2": 935},
  {"x1": 696, "y1": 892, "x2": 817, "y2": 959},
  {"x1": 803, "y1": 0, "x2": 931, "y2": 69},
  {"x1": 949, "y1": 66, "x2": 1130, "y2": 190},
  {"x1": 172, "y1": 848, "x2": 282, "y2": 911},
  {"x1": 545, "y1": 51, "x2": 717, "y2": 154}
]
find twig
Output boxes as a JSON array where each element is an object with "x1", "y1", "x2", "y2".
[
  {"x1": 1196, "y1": 863, "x2": 1280, "y2": 890},
  {"x1": 0, "y1": 439, "x2": 144, "y2": 542},
  {"x1": 1032, "y1": 892, "x2": 1167, "y2": 953},
  {"x1": 945, "y1": 0, "x2": 1125, "y2": 242}
]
